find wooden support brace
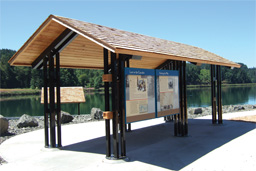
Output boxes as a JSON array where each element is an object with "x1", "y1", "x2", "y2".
[
  {"x1": 103, "y1": 111, "x2": 113, "y2": 120},
  {"x1": 102, "y1": 74, "x2": 112, "y2": 82}
]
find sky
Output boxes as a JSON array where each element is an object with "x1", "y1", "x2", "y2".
[{"x1": 0, "y1": 0, "x2": 255, "y2": 68}]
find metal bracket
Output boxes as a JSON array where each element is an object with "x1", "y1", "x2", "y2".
[
  {"x1": 103, "y1": 111, "x2": 113, "y2": 120},
  {"x1": 102, "y1": 74, "x2": 112, "y2": 82}
]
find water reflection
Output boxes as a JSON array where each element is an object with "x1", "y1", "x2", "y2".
[
  {"x1": 187, "y1": 85, "x2": 256, "y2": 107},
  {"x1": 0, "y1": 86, "x2": 255, "y2": 117}
]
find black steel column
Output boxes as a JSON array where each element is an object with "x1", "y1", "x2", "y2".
[
  {"x1": 126, "y1": 59, "x2": 131, "y2": 132},
  {"x1": 111, "y1": 52, "x2": 119, "y2": 159},
  {"x1": 180, "y1": 61, "x2": 185, "y2": 136},
  {"x1": 211, "y1": 65, "x2": 217, "y2": 124},
  {"x1": 119, "y1": 54, "x2": 126, "y2": 157},
  {"x1": 183, "y1": 61, "x2": 188, "y2": 135},
  {"x1": 43, "y1": 56, "x2": 49, "y2": 147},
  {"x1": 78, "y1": 103, "x2": 80, "y2": 115},
  {"x1": 217, "y1": 65, "x2": 223, "y2": 124},
  {"x1": 173, "y1": 61, "x2": 178, "y2": 136},
  {"x1": 178, "y1": 61, "x2": 183, "y2": 136},
  {"x1": 56, "y1": 52, "x2": 62, "y2": 147},
  {"x1": 49, "y1": 53, "x2": 56, "y2": 147},
  {"x1": 104, "y1": 48, "x2": 111, "y2": 158}
]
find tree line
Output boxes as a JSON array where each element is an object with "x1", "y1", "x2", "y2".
[
  {"x1": 186, "y1": 62, "x2": 256, "y2": 85},
  {"x1": 0, "y1": 49, "x2": 103, "y2": 89},
  {"x1": 0, "y1": 49, "x2": 255, "y2": 89}
]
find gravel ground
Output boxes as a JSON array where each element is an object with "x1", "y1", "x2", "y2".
[
  {"x1": 1, "y1": 104, "x2": 255, "y2": 145},
  {"x1": 1, "y1": 104, "x2": 255, "y2": 165}
]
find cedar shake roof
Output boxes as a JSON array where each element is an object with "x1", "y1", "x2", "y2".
[{"x1": 9, "y1": 15, "x2": 240, "y2": 69}]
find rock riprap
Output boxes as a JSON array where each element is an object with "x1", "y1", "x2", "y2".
[
  {"x1": 17, "y1": 114, "x2": 39, "y2": 128},
  {"x1": 59, "y1": 111, "x2": 74, "y2": 123},
  {"x1": 0, "y1": 115, "x2": 9, "y2": 135},
  {"x1": 91, "y1": 108, "x2": 103, "y2": 120},
  {"x1": 194, "y1": 108, "x2": 203, "y2": 114}
]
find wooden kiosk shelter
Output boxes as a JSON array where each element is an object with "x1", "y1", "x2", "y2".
[{"x1": 9, "y1": 15, "x2": 240, "y2": 159}]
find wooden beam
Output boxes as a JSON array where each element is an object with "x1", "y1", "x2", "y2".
[
  {"x1": 36, "y1": 31, "x2": 78, "y2": 69},
  {"x1": 115, "y1": 48, "x2": 241, "y2": 68},
  {"x1": 156, "y1": 59, "x2": 172, "y2": 69},
  {"x1": 32, "y1": 28, "x2": 74, "y2": 69},
  {"x1": 52, "y1": 16, "x2": 116, "y2": 53},
  {"x1": 190, "y1": 62, "x2": 202, "y2": 66}
]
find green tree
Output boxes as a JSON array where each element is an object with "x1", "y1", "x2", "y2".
[
  {"x1": 78, "y1": 74, "x2": 89, "y2": 86},
  {"x1": 60, "y1": 68, "x2": 78, "y2": 86},
  {"x1": 30, "y1": 69, "x2": 43, "y2": 89},
  {"x1": 229, "y1": 63, "x2": 251, "y2": 83},
  {"x1": 248, "y1": 68, "x2": 256, "y2": 83},
  {"x1": 14, "y1": 66, "x2": 31, "y2": 88},
  {"x1": 199, "y1": 69, "x2": 210, "y2": 84},
  {"x1": 0, "y1": 49, "x2": 17, "y2": 88},
  {"x1": 186, "y1": 63, "x2": 200, "y2": 85},
  {"x1": 93, "y1": 77, "x2": 102, "y2": 90}
]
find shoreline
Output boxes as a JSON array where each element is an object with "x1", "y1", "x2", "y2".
[
  {"x1": 0, "y1": 88, "x2": 104, "y2": 97},
  {"x1": 1, "y1": 104, "x2": 255, "y2": 145},
  {"x1": 1, "y1": 83, "x2": 255, "y2": 96}
]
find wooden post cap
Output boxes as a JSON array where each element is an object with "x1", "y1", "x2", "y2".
[
  {"x1": 103, "y1": 111, "x2": 113, "y2": 120},
  {"x1": 102, "y1": 74, "x2": 112, "y2": 82}
]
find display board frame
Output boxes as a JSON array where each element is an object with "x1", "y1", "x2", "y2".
[
  {"x1": 156, "y1": 70, "x2": 180, "y2": 117},
  {"x1": 124, "y1": 68, "x2": 180, "y2": 123},
  {"x1": 124, "y1": 68, "x2": 156, "y2": 123}
]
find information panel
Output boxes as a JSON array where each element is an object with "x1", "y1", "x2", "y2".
[
  {"x1": 125, "y1": 68, "x2": 155, "y2": 123},
  {"x1": 156, "y1": 70, "x2": 180, "y2": 117}
]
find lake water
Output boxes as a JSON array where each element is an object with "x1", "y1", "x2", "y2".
[{"x1": 0, "y1": 86, "x2": 255, "y2": 117}]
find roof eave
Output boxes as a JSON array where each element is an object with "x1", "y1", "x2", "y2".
[
  {"x1": 115, "y1": 48, "x2": 241, "y2": 68},
  {"x1": 8, "y1": 15, "x2": 55, "y2": 66},
  {"x1": 8, "y1": 14, "x2": 116, "y2": 66}
]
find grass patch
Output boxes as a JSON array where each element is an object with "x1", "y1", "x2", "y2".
[{"x1": 0, "y1": 88, "x2": 41, "y2": 96}]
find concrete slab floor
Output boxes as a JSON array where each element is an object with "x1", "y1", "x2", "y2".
[{"x1": 0, "y1": 111, "x2": 255, "y2": 171}]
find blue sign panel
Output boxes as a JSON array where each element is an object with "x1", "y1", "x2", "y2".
[
  {"x1": 125, "y1": 68, "x2": 155, "y2": 123},
  {"x1": 156, "y1": 70, "x2": 180, "y2": 117}
]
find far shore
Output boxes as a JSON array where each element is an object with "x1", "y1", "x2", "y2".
[
  {"x1": 0, "y1": 87, "x2": 104, "y2": 97},
  {"x1": 1, "y1": 83, "x2": 256, "y2": 96}
]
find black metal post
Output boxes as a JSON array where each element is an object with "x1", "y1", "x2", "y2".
[
  {"x1": 49, "y1": 53, "x2": 56, "y2": 147},
  {"x1": 43, "y1": 56, "x2": 49, "y2": 147},
  {"x1": 217, "y1": 65, "x2": 223, "y2": 124},
  {"x1": 34, "y1": 30, "x2": 76, "y2": 148},
  {"x1": 126, "y1": 58, "x2": 131, "y2": 132},
  {"x1": 111, "y1": 52, "x2": 119, "y2": 159},
  {"x1": 119, "y1": 54, "x2": 126, "y2": 158},
  {"x1": 178, "y1": 61, "x2": 183, "y2": 136},
  {"x1": 181, "y1": 61, "x2": 185, "y2": 136},
  {"x1": 211, "y1": 65, "x2": 217, "y2": 124},
  {"x1": 56, "y1": 52, "x2": 62, "y2": 147},
  {"x1": 171, "y1": 61, "x2": 177, "y2": 136},
  {"x1": 173, "y1": 60, "x2": 178, "y2": 136},
  {"x1": 78, "y1": 103, "x2": 80, "y2": 115},
  {"x1": 183, "y1": 61, "x2": 188, "y2": 135},
  {"x1": 104, "y1": 48, "x2": 111, "y2": 158}
]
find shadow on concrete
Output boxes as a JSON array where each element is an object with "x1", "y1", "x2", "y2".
[{"x1": 61, "y1": 119, "x2": 255, "y2": 170}]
